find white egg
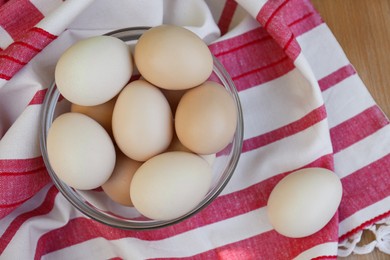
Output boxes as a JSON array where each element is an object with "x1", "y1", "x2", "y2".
[
  {"x1": 55, "y1": 36, "x2": 132, "y2": 106},
  {"x1": 47, "y1": 113, "x2": 116, "y2": 190},
  {"x1": 130, "y1": 151, "x2": 212, "y2": 220},
  {"x1": 266, "y1": 167, "x2": 343, "y2": 238}
]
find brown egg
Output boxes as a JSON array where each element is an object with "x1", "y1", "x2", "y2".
[
  {"x1": 160, "y1": 88, "x2": 187, "y2": 115},
  {"x1": 70, "y1": 97, "x2": 116, "y2": 137},
  {"x1": 175, "y1": 81, "x2": 237, "y2": 155},
  {"x1": 101, "y1": 150, "x2": 142, "y2": 206}
]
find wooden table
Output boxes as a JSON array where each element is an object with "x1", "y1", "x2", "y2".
[{"x1": 311, "y1": 0, "x2": 390, "y2": 259}]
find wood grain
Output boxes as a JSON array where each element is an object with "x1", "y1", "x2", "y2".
[{"x1": 311, "y1": 0, "x2": 390, "y2": 259}]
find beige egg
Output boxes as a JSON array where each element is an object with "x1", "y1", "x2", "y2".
[
  {"x1": 55, "y1": 36, "x2": 132, "y2": 106},
  {"x1": 130, "y1": 151, "x2": 212, "y2": 220},
  {"x1": 134, "y1": 25, "x2": 213, "y2": 90},
  {"x1": 101, "y1": 150, "x2": 142, "y2": 206},
  {"x1": 267, "y1": 168, "x2": 343, "y2": 238},
  {"x1": 47, "y1": 113, "x2": 116, "y2": 190},
  {"x1": 112, "y1": 80, "x2": 173, "y2": 161},
  {"x1": 175, "y1": 81, "x2": 237, "y2": 154},
  {"x1": 70, "y1": 97, "x2": 116, "y2": 137}
]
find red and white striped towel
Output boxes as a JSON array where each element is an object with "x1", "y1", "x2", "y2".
[{"x1": 1, "y1": 0, "x2": 390, "y2": 259}]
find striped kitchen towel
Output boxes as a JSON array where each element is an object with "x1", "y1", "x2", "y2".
[{"x1": 0, "y1": 0, "x2": 389, "y2": 259}]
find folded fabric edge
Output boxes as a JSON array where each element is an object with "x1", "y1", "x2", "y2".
[
  {"x1": 338, "y1": 212, "x2": 390, "y2": 256},
  {"x1": 0, "y1": 0, "x2": 94, "y2": 89}
]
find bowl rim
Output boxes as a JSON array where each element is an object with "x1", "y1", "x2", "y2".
[{"x1": 39, "y1": 26, "x2": 244, "y2": 230}]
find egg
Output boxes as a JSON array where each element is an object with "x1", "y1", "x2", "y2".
[
  {"x1": 266, "y1": 168, "x2": 343, "y2": 238},
  {"x1": 47, "y1": 113, "x2": 116, "y2": 190},
  {"x1": 101, "y1": 150, "x2": 142, "y2": 206},
  {"x1": 160, "y1": 88, "x2": 187, "y2": 115},
  {"x1": 112, "y1": 80, "x2": 173, "y2": 161},
  {"x1": 134, "y1": 25, "x2": 213, "y2": 90},
  {"x1": 130, "y1": 151, "x2": 212, "y2": 220},
  {"x1": 175, "y1": 81, "x2": 237, "y2": 154},
  {"x1": 55, "y1": 36, "x2": 132, "y2": 106},
  {"x1": 70, "y1": 97, "x2": 116, "y2": 137}
]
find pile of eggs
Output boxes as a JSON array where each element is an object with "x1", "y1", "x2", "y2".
[
  {"x1": 47, "y1": 25, "x2": 238, "y2": 221},
  {"x1": 46, "y1": 24, "x2": 342, "y2": 238}
]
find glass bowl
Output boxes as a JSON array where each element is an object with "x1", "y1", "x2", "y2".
[{"x1": 40, "y1": 27, "x2": 243, "y2": 230}]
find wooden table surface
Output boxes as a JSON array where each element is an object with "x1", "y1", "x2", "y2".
[{"x1": 311, "y1": 0, "x2": 390, "y2": 259}]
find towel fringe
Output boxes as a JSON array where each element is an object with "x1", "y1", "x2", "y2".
[{"x1": 338, "y1": 217, "x2": 390, "y2": 257}]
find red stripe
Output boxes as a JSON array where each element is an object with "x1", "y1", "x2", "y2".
[
  {"x1": 0, "y1": 0, "x2": 44, "y2": 39},
  {"x1": 283, "y1": 36, "x2": 300, "y2": 60},
  {"x1": 210, "y1": 27, "x2": 269, "y2": 56},
  {"x1": 208, "y1": 1, "x2": 323, "y2": 91},
  {"x1": 257, "y1": 0, "x2": 311, "y2": 60},
  {"x1": 243, "y1": 105, "x2": 327, "y2": 152},
  {"x1": 0, "y1": 73, "x2": 11, "y2": 80},
  {"x1": 0, "y1": 185, "x2": 58, "y2": 254},
  {"x1": 232, "y1": 55, "x2": 291, "y2": 82},
  {"x1": 0, "y1": 27, "x2": 57, "y2": 82},
  {"x1": 0, "y1": 156, "x2": 44, "y2": 172},
  {"x1": 288, "y1": 11, "x2": 315, "y2": 27},
  {"x1": 33, "y1": 154, "x2": 333, "y2": 259},
  {"x1": 330, "y1": 106, "x2": 389, "y2": 153},
  {"x1": 0, "y1": 157, "x2": 47, "y2": 214},
  {"x1": 318, "y1": 64, "x2": 356, "y2": 91},
  {"x1": 30, "y1": 27, "x2": 57, "y2": 39},
  {"x1": 28, "y1": 89, "x2": 48, "y2": 105},
  {"x1": 283, "y1": 33, "x2": 294, "y2": 51},
  {"x1": 339, "y1": 154, "x2": 390, "y2": 222},
  {"x1": 0, "y1": 54, "x2": 27, "y2": 65},
  {"x1": 217, "y1": 0, "x2": 238, "y2": 36},
  {"x1": 0, "y1": 166, "x2": 46, "y2": 177},
  {"x1": 13, "y1": 41, "x2": 41, "y2": 52},
  {"x1": 263, "y1": 0, "x2": 290, "y2": 29},
  {"x1": 286, "y1": 2, "x2": 323, "y2": 37},
  {"x1": 209, "y1": 26, "x2": 292, "y2": 91},
  {"x1": 312, "y1": 256, "x2": 338, "y2": 260},
  {"x1": 339, "y1": 209, "x2": 390, "y2": 242},
  {"x1": 0, "y1": 168, "x2": 51, "y2": 218},
  {"x1": 211, "y1": 1, "x2": 321, "y2": 57},
  {"x1": 209, "y1": 27, "x2": 295, "y2": 92},
  {"x1": 213, "y1": 35, "x2": 272, "y2": 58}
]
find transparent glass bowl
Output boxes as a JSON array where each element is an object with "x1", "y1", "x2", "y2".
[{"x1": 40, "y1": 27, "x2": 243, "y2": 230}]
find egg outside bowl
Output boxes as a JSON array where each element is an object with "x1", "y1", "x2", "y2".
[{"x1": 40, "y1": 27, "x2": 244, "y2": 230}]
